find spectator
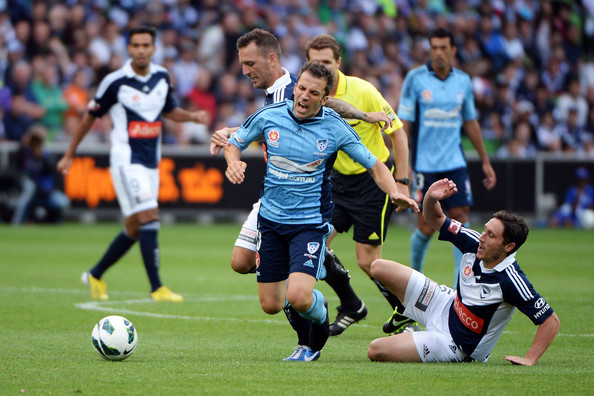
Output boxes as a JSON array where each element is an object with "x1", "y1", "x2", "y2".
[
  {"x1": 497, "y1": 120, "x2": 538, "y2": 159},
  {"x1": 11, "y1": 125, "x2": 70, "y2": 225},
  {"x1": 549, "y1": 167, "x2": 594, "y2": 228},
  {"x1": 30, "y1": 59, "x2": 68, "y2": 141},
  {"x1": 536, "y1": 110, "x2": 564, "y2": 153},
  {"x1": 555, "y1": 77, "x2": 589, "y2": 128}
]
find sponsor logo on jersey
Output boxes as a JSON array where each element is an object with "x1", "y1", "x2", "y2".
[
  {"x1": 269, "y1": 168, "x2": 315, "y2": 183},
  {"x1": 414, "y1": 278, "x2": 437, "y2": 312},
  {"x1": 533, "y1": 303, "x2": 551, "y2": 319},
  {"x1": 307, "y1": 242, "x2": 320, "y2": 254},
  {"x1": 453, "y1": 295, "x2": 484, "y2": 334},
  {"x1": 316, "y1": 139, "x2": 328, "y2": 152},
  {"x1": 448, "y1": 219, "x2": 462, "y2": 234},
  {"x1": 421, "y1": 89, "x2": 433, "y2": 102},
  {"x1": 534, "y1": 297, "x2": 546, "y2": 309},
  {"x1": 129, "y1": 121, "x2": 162, "y2": 138},
  {"x1": 267, "y1": 130, "x2": 280, "y2": 147}
]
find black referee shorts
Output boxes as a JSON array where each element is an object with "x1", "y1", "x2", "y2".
[{"x1": 331, "y1": 161, "x2": 395, "y2": 245}]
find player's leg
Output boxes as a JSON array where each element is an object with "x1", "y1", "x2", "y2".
[
  {"x1": 367, "y1": 332, "x2": 421, "y2": 362},
  {"x1": 410, "y1": 171, "x2": 435, "y2": 272},
  {"x1": 326, "y1": 201, "x2": 367, "y2": 336},
  {"x1": 231, "y1": 201, "x2": 260, "y2": 274},
  {"x1": 410, "y1": 213, "x2": 435, "y2": 272},
  {"x1": 257, "y1": 216, "x2": 314, "y2": 359}
]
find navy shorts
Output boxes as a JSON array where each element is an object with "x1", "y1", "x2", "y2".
[
  {"x1": 331, "y1": 160, "x2": 395, "y2": 245},
  {"x1": 256, "y1": 214, "x2": 333, "y2": 283},
  {"x1": 412, "y1": 167, "x2": 473, "y2": 211}
]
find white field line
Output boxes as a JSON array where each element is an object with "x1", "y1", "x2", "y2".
[{"x1": 2, "y1": 286, "x2": 592, "y2": 337}]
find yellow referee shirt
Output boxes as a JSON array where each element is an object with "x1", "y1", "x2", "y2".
[{"x1": 332, "y1": 70, "x2": 402, "y2": 175}]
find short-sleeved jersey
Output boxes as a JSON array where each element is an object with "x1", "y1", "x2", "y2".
[
  {"x1": 438, "y1": 218, "x2": 554, "y2": 362},
  {"x1": 228, "y1": 99, "x2": 377, "y2": 225},
  {"x1": 89, "y1": 60, "x2": 178, "y2": 169},
  {"x1": 398, "y1": 62, "x2": 476, "y2": 173},
  {"x1": 333, "y1": 70, "x2": 402, "y2": 175},
  {"x1": 264, "y1": 68, "x2": 296, "y2": 105}
]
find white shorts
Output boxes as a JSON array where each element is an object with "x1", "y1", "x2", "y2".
[
  {"x1": 402, "y1": 271, "x2": 470, "y2": 362},
  {"x1": 234, "y1": 200, "x2": 260, "y2": 252},
  {"x1": 111, "y1": 164, "x2": 159, "y2": 217}
]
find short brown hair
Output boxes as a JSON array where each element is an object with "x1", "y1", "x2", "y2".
[
  {"x1": 305, "y1": 34, "x2": 341, "y2": 61},
  {"x1": 492, "y1": 210, "x2": 529, "y2": 254},
  {"x1": 297, "y1": 61, "x2": 334, "y2": 97},
  {"x1": 236, "y1": 28, "x2": 281, "y2": 59}
]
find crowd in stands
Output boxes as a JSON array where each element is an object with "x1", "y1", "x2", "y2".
[{"x1": 1, "y1": 0, "x2": 594, "y2": 158}]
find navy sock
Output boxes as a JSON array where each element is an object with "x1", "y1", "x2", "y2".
[
  {"x1": 370, "y1": 276, "x2": 406, "y2": 315},
  {"x1": 283, "y1": 303, "x2": 312, "y2": 346},
  {"x1": 90, "y1": 230, "x2": 136, "y2": 279},
  {"x1": 139, "y1": 221, "x2": 162, "y2": 292}
]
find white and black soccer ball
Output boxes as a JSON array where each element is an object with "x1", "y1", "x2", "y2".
[{"x1": 91, "y1": 315, "x2": 137, "y2": 361}]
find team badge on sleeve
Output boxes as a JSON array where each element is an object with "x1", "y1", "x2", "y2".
[{"x1": 448, "y1": 219, "x2": 462, "y2": 234}]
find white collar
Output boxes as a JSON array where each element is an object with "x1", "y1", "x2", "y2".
[
  {"x1": 123, "y1": 59, "x2": 156, "y2": 81},
  {"x1": 481, "y1": 252, "x2": 517, "y2": 272},
  {"x1": 266, "y1": 68, "x2": 292, "y2": 95}
]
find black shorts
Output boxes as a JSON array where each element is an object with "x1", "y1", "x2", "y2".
[{"x1": 331, "y1": 161, "x2": 395, "y2": 245}]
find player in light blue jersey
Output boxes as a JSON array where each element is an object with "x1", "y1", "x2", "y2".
[
  {"x1": 397, "y1": 28, "x2": 497, "y2": 289},
  {"x1": 224, "y1": 62, "x2": 419, "y2": 361}
]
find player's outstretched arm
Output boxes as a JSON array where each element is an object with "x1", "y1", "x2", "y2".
[
  {"x1": 223, "y1": 144, "x2": 247, "y2": 184},
  {"x1": 57, "y1": 113, "x2": 96, "y2": 175},
  {"x1": 210, "y1": 126, "x2": 239, "y2": 155},
  {"x1": 423, "y1": 179, "x2": 458, "y2": 231},
  {"x1": 505, "y1": 312, "x2": 560, "y2": 366},
  {"x1": 367, "y1": 160, "x2": 419, "y2": 213},
  {"x1": 326, "y1": 98, "x2": 392, "y2": 131},
  {"x1": 163, "y1": 108, "x2": 209, "y2": 124}
]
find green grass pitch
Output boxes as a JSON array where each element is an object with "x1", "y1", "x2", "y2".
[{"x1": 0, "y1": 222, "x2": 592, "y2": 395}]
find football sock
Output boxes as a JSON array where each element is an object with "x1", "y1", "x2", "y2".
[
  {"x1": 323, "y1": 249, "x2": 361, "y2": 310},
  {"x1": 139, "y1": 221, "x2": 162, "y2": 292},
  {"x1": 283, "y1": 302, "x2": 312, "y2": 346},
  {"x1": 90, "y1": 230, "x2": 136, "y2": 279},
  {"x1": 410, "y1": 228, "x2": 431, "y2": 272},
  {"x1": 299, "y1": 289, "x2": 328, "y2": 325},
  {"x1": 370, "y1": 276, "x2": 407, "y2": 317},
  {"x1": 452, "y1": 222, "x2": 469, "y2": 288}
]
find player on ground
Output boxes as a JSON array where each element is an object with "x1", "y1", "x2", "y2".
[
  {"x1": 367, "y1": 178, "x2": 560, "y2": 364},
  {"x1": 224, "y1": 61, "x2": 419, "y2": 361},
  {"x1": 57, "y1": 26, "x2": 208, "y2": 302},
  {"x1": 306, "y1": 34, "x2": 413, "y2": 336}
]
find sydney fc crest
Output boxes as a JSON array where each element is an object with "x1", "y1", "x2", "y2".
[
  {"x1": 316, "y1": 139, "x2": 328, "y2": 152},
  {"x1": 307, "y1": 242, "x2": 320, "y2": 254}
]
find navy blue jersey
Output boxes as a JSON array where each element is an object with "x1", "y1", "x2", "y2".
[
  {"x1": 264, "y1": 68, "x2": 296, "y2": 105},
  {"x1": 438, "y1": 218, "x2": 554, "y2": 361},
  {"x1": 89, "y1": 60, "x2": 178, "y2": 169},
  {"x1": 229, "y1": 99, "x2": 377, "y2": 225}
]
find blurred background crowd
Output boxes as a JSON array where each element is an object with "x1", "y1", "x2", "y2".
[{"x1": 1, "y1": 0, "x2": 594, "y2": 158}]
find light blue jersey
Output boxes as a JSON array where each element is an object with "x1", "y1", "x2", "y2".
[
  {"x1": 229, "y1": 99, "x2": 377, "y2": 225},
  {"x1": 398, "y1": 62, "x2": 476, "y2": 173}
]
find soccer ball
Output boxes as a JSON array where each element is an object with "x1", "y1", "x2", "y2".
[{"x1": 91, "y1": 315, "x2": 138, "y2": 361}]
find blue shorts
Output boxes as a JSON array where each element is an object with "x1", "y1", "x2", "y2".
[
  {"x1": 256, "y1": 214, "x2": 333, "y2": 283},
  {"x1": 412, "y1": 167, "x2": 473, "y2": 211}
]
